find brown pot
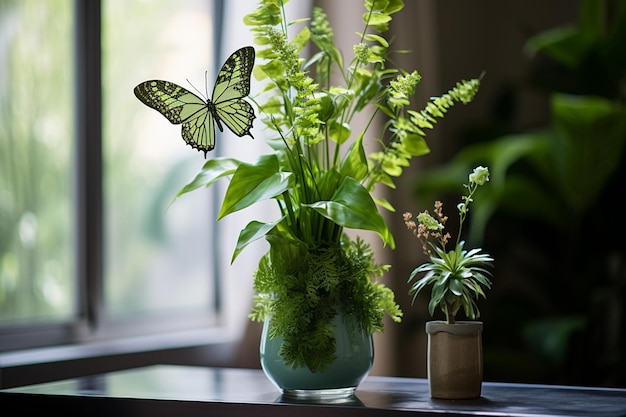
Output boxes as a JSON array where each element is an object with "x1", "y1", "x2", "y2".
[{"x1": 425, "y1": 320, "x2": 483, "y2": 399}]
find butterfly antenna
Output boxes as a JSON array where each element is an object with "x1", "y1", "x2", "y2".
[
  {"x1": 186, "y1": 78, "x2": 206, "y2": 101},
  {"x1": 205, "y1": 70, "x2": 209, "y2": 98}
]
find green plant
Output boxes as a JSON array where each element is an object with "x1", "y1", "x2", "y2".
[
  {"x1": 176, "y1": 0, "x2": 482, "y2": 371},
  {"x1": 404, "y1": 166, "x2": 493, "y2": 324}
]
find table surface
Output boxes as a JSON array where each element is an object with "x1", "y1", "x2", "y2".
[{"x1": 2, "y1": 365, "x2": 626, "y2": 417}]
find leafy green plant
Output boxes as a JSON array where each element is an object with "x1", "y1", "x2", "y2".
[
  {"x1": 176, "y1": 0, "x2": 482, "y2": 371},
  {"x1": 404, "y1": 167, "x2": 493, "y2": 324},
  {"x1": 250, "y1": 236, "x2": 400, "y2": 370}
]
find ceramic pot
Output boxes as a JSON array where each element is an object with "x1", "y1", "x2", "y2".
[
  {"x1": 425, "y1": 320, "x2": 483, "y2": 399},
  {"x1": 260, "y1": 311, "x2": 373, "y2": 400}
]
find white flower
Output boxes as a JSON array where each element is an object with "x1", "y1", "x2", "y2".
[{"x1": 469, "y1": 166, "x2": 490, "y2": 186}]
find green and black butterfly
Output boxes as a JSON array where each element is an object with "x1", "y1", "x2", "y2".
[{"x1": 134, "y1": 46, "x2": 256, "y2": 158}]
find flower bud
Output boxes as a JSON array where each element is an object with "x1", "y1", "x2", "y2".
[{"x1": 469, "y1": 166, "x2": 489, "y2": 186}]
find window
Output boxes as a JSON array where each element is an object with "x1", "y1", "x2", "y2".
[
  {"x1": 0, "y1": 0, "x2": 309, "y2": 355},
  {"x1": 0, "y1": 0, "x2": 222, "y2": 351}
]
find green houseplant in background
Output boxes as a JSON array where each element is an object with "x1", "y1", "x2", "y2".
[
  {"x1": 412, "y1": 0, "x2": 626, "y2": 386},
  {"x1": 404, "y1": 166, "x2": 493, "y2": 399},
  {"x1": 137, "y1": 0, "x2": 483, "y2": 398}
]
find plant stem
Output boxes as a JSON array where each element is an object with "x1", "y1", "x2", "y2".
[
  {"x1": 446, "y1": 303, "x2": 456, "y2": 324},
  {"x1": 456, "y1": 182, "x2": 477, "y2": 247}
]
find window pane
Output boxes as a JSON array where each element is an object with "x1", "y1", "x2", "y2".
[
  {"x1": 103, "y1": 0, "x2": 216, "y2": 318},
  {"x1": 0, "y1": 0, "x2": 75, "y2": 324}
]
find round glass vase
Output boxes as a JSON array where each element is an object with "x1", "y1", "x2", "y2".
[{"x1": 260, "y1": 311, "x2": 374, "y2": 400}]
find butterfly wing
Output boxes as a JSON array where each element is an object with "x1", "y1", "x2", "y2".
[
  {"x1": 134, "y1": 80, "x2": 216, "y2": 155},
  {"x1": 180, "y1": 108, "x2": 215, "y2": 157},
  {"x1": 211, "y1": 46, "x2": 256, "y2": 138}
]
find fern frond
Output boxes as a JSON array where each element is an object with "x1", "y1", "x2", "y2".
[
  {"x1": 367, "y1": 77, "x2": 482, "y2": 196},
  {"x1": 250, "y1": 237, "x2": 401, "y2": 372}
]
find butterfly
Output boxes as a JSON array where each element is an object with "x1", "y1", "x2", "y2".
[{"x1": 134, "y1": 46, "x2": 256, "y2": 158}]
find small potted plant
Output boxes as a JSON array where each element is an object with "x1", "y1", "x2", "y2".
[{"x1": 403, "y1": 166, "x2": 493, "y2": 399}]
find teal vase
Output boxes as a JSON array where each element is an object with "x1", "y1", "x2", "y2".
[{"x1": 260, "y1": 311, "x2": 374, "y2": 399}]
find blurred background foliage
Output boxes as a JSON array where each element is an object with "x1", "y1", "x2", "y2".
[{"x1": 413, "y1": 0, "x2": 626, "y2": 386}]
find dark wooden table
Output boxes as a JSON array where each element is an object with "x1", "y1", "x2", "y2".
[{"x1": 2, "y1": 365, "x2": 626, "y2": 416}]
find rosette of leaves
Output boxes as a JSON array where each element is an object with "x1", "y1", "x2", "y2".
[
  {"x1": 409, "y1": 241, "x2": 493, "y2": 324},
  {"x1": 177, "y1": 0, "x2": 483, "y2": 371}
]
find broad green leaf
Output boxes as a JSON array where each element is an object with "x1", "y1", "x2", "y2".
[
  {"x1": 429, "y1": 285, "x2": 446, "y2": 315},
  {"x1": 264, "y1": 219, "x2": 308, "y2": 261},
  {"x1": 551, "y1": 94, "x2": 626, "y2": 211},
  {"x1": 524, "y1": 25, "x2": 588, "y2": 69},
  {"x1": 305, "y1": 177, "x2": 395, "y2": 248},
  {"x1": 340, "y1": 132, "x2": 368, "y2": 181},
  {"x1": 218, "y1": 154, "x2": 293, "y2": 219},
  {"x1": 317, "y1": 93, "x2": 336, "y2": 122},
  {"x1": 354, "y1": 69, "x2": 383, "y2": 111},
  {"x1": 328, "y1": 121, "x2": 351, "y2": 144},
  {"x1": 232, "y1": 218, "x2": 284, "y2": 263},
  {"x1": 176, "y1": 157, "x2": 241, "y2": 198},
  {"x1": 449, "y1": 278, "x2": 464, "y2": 296}
]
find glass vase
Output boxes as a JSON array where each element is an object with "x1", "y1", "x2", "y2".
[{"x1": 260, "y1": 311, "x2": 373, "y2": 400}]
